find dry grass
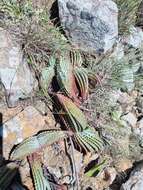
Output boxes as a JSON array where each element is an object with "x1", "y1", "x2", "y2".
[{"x1": 114, "y1": 0, "x2": 142, "y2": 35}]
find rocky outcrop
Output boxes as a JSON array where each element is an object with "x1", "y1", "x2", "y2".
[
  {"x1": 121, "y1": 163, "x2": 143, "y2": 190},
  {"x1": 58, "y1": 0, "x2": 118, "y2": 53},
  {"x1": 0, "y1": 28, "x2": 37, "y2": 107}
]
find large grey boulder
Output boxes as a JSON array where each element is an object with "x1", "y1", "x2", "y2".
[
  {"x1": 0, "y1": 28, "x2": 37, "y2": 107},
  {"x1": 120, "y1": 163, "x2": 143, "y2": 190},
  {"x1": 58, "y1": 0, "x2": 118, "y2": 53}
]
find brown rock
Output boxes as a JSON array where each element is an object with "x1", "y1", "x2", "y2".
[
  {"x1": 1, "y1": 106, "x2": 53, "y2": 159},
  {"x1": 114, "y1": 158, "x2": 133, "y2": 173}
]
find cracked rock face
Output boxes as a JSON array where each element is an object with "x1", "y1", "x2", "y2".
[
  {"x1": 0, "y1": 28, "x2": 37, "y2": 107},
  {"x1": 121, "y1": 163, "x2": 143, "y2": 190},
  {"x1": 58, "y1": 0, "x2": 118, "y2": 53}
]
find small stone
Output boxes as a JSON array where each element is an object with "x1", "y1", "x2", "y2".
[
  {"x1": 122, "y1": 112, "x2": 137, "y2": 128},
  {"x1": 34, "y1": 100, "x2": 47, "y2": 115},
  {"x1": 111, "y1": 42, "x2": 124, "y2": 60},
  {"x1": 123, "y1": 26, "x2": 143, "y2": 48},
  {"x1": 114, "y1": 158, "x2": 133, "y2": 173},
  {"x1": 104, "y1": 167, "x2": 117, "y2": 185},
  {"x1": 136, "y1": 95, "x2": 143, "y2": 113},
  {"x1": 138, "y1": 119, "x2": 143, "y2": 129},
  {"x1": 108, "y1": 90, "x2": 121, "y2": 106},
  {"x1": 135, "y1": 119, "x2": 143, "y2": 137},
  {"x1": 118, "y1": 92, "x2": 135, "y2": 105}
]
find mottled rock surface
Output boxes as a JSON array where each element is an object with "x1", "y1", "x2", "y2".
[
  {"x1": 1, "y1": 106, "x2": 54, "y2": 159},
  {"x1": 124, "y1": 26, "x2": 143, "y2": 48},
  {"x1": 0, "y1": 28, "x2": 37, "y2": 107},
  {"x1": 121, "y1": 163, "x2": 143, "y2": 190},
  {"x1": 58, "y1": 0, "x2": 118, "y2": 53}
]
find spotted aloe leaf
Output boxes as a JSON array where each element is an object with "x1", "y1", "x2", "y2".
[
  {"x1": 56, "y1": 54, "x2": 78, "y2": 98},
  {"x1": 10, "y1": 136, "x2": 40, "y2": 160},
  {"x1": 73, "y1": 128, "x2": 103, "y2": 153},
  {"x1": 28, "y1": 153, "x2": 51, "y2": 190},
  {"x1": 87, "y1": 70, "x2": 98, "y2": 88},
  {"x1": 74, "y1": 67, "x2": 89, "y2": 100},
  {"x1": 41, "y1": 56, "x2": 55, "y2": 93},
  {"x1": 37, "y1": 130, "x2": 67, "y2": 147},
  {"x1": 70, "y1": 50, "x2": 82, "y2": 67},
  {"x1": 56, "y1": 93, "x2": 88, "y2": 132},
  {"x1": 0, "y1": 162, "x2": 19, "y2": 190},
  {"x1": 10, "y1": 130, "x2": 67, "y2": 160}
]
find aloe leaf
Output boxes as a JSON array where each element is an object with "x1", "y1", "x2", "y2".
[
  {"x1": 28, "y1": 154, "x2": 51, "y2": 190},
  {"x1": 70, "y1": 51, "x2": 82, "y2": 67},
  {"x1": 10, "y1": 136, "x2": 40, "y2": 160},
  {"x1": 10, "y1": 130, "x2": 67, "y2": 160},
  {"x1": 73, "y1": 128, "x2": 103, "y2": 152},
  {"x1": 56, "y1": 94, "x2": 88, "y2": 132},
  {"x1": 40, "y1": 56, "x2": 55, "y2": 93},
  {"x1": 37, "y1": 130, "x2": 67, "y2": 146},
  {"x1": 85, "y1": 159, "x2": 107, "y2": 177},
  {"x1": 56, "y1": 55, "x2": 78, "y2": 97},
  {"x1": 119, "y1": 66, "x2": 134, "y2": 92},
  {"x1": 0, "y1": 162, "x2": 18, "y2": 190},
  {"x1": 87, "y1": 70, "x2": 98, "y2": 87},
  {"x1": 74, "y1": 67, "x2": 89, "y2": 100}
]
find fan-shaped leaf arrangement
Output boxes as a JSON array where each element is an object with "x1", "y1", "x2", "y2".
[{"x1": 2, "y1": 51, "x2": 103, "y2": 189}]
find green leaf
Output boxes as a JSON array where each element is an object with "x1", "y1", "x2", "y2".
[
  {"x1": 40, "y1": 56, "x2": 55, "y2": 93},
  {"x1": 56, "y1": 55, "x2": 78, "y2": 97},
  {"x1": 10, "y1": 136, "x2": 40, "y2": 160},
  {"x1": 11, "y1": 130, "x2": 67, "y2": 160},
  {"x1": 73, "y1": 128, "x2": 103, "y2": 153},
  {"x1": 85, "y1": 159, "x2": 107, "y2": 177},
  {"x1": 56, "y1": 93, "x2": 88, "y2": 132},
  {"x1": 70, "y1": 51, "x2": 82, "y2": 67},
  {"x1": 74, "y1": 67, "x2": 89, "y2": 100},
  {"x1": 37, "y1": 130, "x2": 67, "y2": 146},
  {"x1": 28, "y1": 154, "x2": 51, "y2": 190}
]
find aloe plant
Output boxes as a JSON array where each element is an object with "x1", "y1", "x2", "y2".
[
  {"x1": 0, "y1": 1, "x2": 104, "y2": 188},
  {"x1": 28, "y1": 153, "x2": 52, "y2": 190},
  {"x1": 9, "y1": 50, "x2": 103, "y2": 188}
]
